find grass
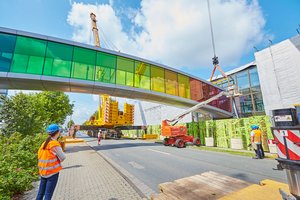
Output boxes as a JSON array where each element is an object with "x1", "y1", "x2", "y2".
[
  {"x1": 192, "y1": 146, "x2": 278, "y2": 159},
  {"x1": 192, "y1": 146, "x2": 255, "y2": 157}
]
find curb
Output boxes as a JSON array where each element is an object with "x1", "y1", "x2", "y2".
[
  {"x1": 84, "y1": 141, "x2": 155, "y2": 199},
  {"x1": 191, "y1": 146, "x2": 277, "y2": 159}
]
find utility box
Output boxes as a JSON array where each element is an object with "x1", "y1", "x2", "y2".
[{"x1": 272, "y1": 108, "x2": 298, "y2": 127}]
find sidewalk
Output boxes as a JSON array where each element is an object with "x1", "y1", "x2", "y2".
[{"x1": 21, "y1": 142, "x2": 142, "y2": 200}]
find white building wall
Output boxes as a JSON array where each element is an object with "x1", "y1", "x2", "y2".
[
  {"x1": 134, "y1": 101, "x2": 193, "y2": 125},
  {"x1": 255, "y1": 35, "x2": 300, "y2": 115}
]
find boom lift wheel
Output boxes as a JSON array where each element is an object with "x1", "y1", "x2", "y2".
[
  {"x1": 193, "y1": 138, "x2": 201, "y2": 146},
  {"x1": 163, "y1": 138, "x2": 169, "y2": 146},
  {"x1": 175, "y1": 139, "x2": 185, "y2": 148}
]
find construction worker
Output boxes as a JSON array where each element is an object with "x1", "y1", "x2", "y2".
[
  {"x1": 36, "y1": 124, "x2": 66, "y2": 200},
  {"x1": 97, "y1": 129, "x2": 102, "y2": 145},
  {"x1": 250, "y1": 125, "x2": 264, "y2": 159},
  {"x1": 256, "y1": 125, "x2": 265, "y2": 158}
]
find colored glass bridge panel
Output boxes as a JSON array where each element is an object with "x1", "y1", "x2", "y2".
[{"x1": 0, "y1": 30, "x2": 231, "y2": 114}]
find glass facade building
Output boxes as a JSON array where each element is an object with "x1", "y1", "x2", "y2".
[
  {"x1": 0, "y1": 30, "x2": 231, "y2": 114},
  {"x1": 212, "y1": 64, "x2": 265, "y2": 117}
]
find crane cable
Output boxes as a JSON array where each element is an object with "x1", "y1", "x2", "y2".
[
  {"x1": 99, "y1": 28, "x2": 120, "y2": 51},
  {"x1": 207, "y1": 0, "x2": 216, "y2": 57}
]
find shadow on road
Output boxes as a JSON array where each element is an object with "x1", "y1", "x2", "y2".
[
  {"x1": 63, "y1": 164, "x2": 83, "y2": 170},
  {"x1": 230, "y1": 173, "x2": 252, "y2": 183},
  {"x1": 65, "y1": 145, "x2": 92, "y2": 153}
]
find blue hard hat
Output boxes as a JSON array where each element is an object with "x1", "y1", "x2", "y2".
[
  {"x1": 46, "y1": 124, "x2": 60, "y2": 134},
  {"x1": 251, "y1": 125, "x2": 256, "y2": 130}
]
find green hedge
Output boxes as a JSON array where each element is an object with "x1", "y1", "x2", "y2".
[{"x1": 0, "y1": 133, "x2": 47, "y2": 199}]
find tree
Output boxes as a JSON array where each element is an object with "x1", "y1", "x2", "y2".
[
  {"x1": 0, "y1": 91, "x2": 74, "y2": 136},
  {"x1": 67, "y1": 120, "x2": 75, "y2": 128},
  {"x1": 36, "y1": 91, "x2": 74, "y2": 125}
]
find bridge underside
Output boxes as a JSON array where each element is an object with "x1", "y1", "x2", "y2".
[{"x1": 0, "y1": 73, "x2": 232, "y2": 119}]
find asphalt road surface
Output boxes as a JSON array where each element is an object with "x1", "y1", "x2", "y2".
[{"x1": 79, "y1": 133, "x2": 287, "y2": 192}]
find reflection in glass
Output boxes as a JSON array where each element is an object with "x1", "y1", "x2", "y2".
[
  {"x1": 165, "y1": 70, "x2": 178, "y2": 95},
  {"x1": 11, "y1": 36, "x2": 47, "y2": 74},
  {"x1": 44, "y1": 41, "x2": 73, "y2": 78},
  {"x1": 116, "y1": 57, "x2": 134, "y2": 86},
  {"x1": 151, "y1": 66, "x2": 165, "y2": 93},
  {"x1": 95, "y1": 52, "x2": 116, "y2": 84},
  {"x1": 0, "y1": 33, "x2": 16, "y2": 72},
  {"x1": 134, "y1": 61, "x2": 150, "y2": 90}
]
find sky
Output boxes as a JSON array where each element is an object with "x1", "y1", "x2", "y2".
[{"x1": 1, "y1": 0, "x2": 300, "y2": 124}]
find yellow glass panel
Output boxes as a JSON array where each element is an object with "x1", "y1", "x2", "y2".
[
  {"x1": 165, "y1": 70, "x2": 178, "y2": 95},
  {"x1": 151, "y1": 66, "x2": 165, "y2": 93},
  {"x1": 178, "y1": 74, "x2": 191, "y2": 98},
  {"x1": 134, "y1": 61, "x2": 150, "y2": 90}
]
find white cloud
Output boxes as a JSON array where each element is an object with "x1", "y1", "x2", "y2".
[
  {"x1": 67, "y1": 0, "x2": 266, "y2": 69},
  {"x1": 92, "y1": 94, "x2": 99, "y2": 102},
  {"x1": 71, "y1": 104, "x2": 94, "y2": 124}
]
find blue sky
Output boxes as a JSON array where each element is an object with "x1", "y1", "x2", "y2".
[{"x1": 1, "y1": 0, "x2": 300, "y2": 124}]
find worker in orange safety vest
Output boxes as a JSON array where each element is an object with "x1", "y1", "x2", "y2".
[
  {"x1": 36, "y1": 124, "x2": 66, "y2": 200},
  {"x1": 250, "y1": 125, "x2": 264, "y2": 159}
]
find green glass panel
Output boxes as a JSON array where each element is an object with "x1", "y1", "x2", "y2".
[
  {"x1": 44, "y1": 42, "x2": 73, "y2": 78},
  {"x1": 178, "y1": 74, "x2": 190, "y2": 98},
  {"x1": 116, "y1": 57, "x2": 134, "y2": 86},
  {"x1": 95, "y1": 52, "x2": 116, "y2": 84},
  {"x1": 134, "y1": 61, "x2": 150, "y2": 90},
  {"x1": 165, "y1": 70, "x2": 178, "y2": 95},
  {"x1": 151, "y1": 65, "x2": 165, "y2": 93},
  {"x1": 11, "y1": 36, "x2": 47, "y2": 74},
  {"x1": 0, "y1": 33, "x2": 16, "y2": 72},
  {"x1": 72, "y1": 47, "x2": 96, "y2": 80}
]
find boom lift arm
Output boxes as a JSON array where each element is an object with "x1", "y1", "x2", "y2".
[
  {"x1": 165, "y1": 91, "x2": 227, "y2": 126},
  {"x1": 161, "y1": 91, "x2": 231, "y2": 148}
]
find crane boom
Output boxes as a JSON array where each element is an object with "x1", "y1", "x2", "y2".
[{"x1": 90, "y1": 13, "x2": 100, "y2": 47}]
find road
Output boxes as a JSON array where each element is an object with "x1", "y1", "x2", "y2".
[{"x1": 78, "y1": 132, "x2": 287, "y2": 193}]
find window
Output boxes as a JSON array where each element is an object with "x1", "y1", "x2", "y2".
[
  {"x1": 151, "y1": 66, "x2": 165, "y2": 93},
  {"x1": 253, "y1": 93, "x2": 265, "y2": 112},
  {"x1": 0, "y1": 33, "x2": 16, "y2": 72},
  {"x1": 178, "y1": 74, "x2": 190, "y2": 99},
  {"x1": 134, "y1": 61, "x2": 150, "y2": 90},
  {"x1": 11, "y1": 36, "x2": 47, "y2": 75},
  {"x1": 116, "y1": 57, "x2": 134, "y2": 86},
  {"x1": 239, "y1": 95, "x2": 253, "y2": 113},
  {"x1": 236, "y1": 71, "x2": 250, "y2": 95},
  {"x1": 95, "y1": 52, "x2": 116, "y2": 84},
  {"x1": 249, "y1": 67, "x2": 260, "y2": 87},
  {"x1": 44, "y1": 41, "x2": 73, "y2": 78},
  {"x1": 72, "y1": 47, "x2": 96, "y2": 80},
  {"x1": 165, "y1": 70, "x2": 178, "y2": 95}
]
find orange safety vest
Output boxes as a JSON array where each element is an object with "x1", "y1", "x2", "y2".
[
  {"x1": 38, "y1": 140, "x2": 62, "y2": 176},
  {"x1": 253, "y1": 130, "x2": 262, "y2": 143}
]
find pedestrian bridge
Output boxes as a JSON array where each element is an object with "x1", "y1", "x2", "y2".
[{"x1": 0, "y1": 27, "x2": 232, "y2": 118}]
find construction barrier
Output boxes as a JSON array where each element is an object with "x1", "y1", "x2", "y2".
[{"x1": 142, "y1": 134, "x2": 158, "y2": 139}]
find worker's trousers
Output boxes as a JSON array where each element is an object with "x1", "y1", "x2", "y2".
[
  {"x1": 255, "y1": 144, "x2": 264, "y2": 159},
  {"x1": 36, "y1": 173, "x2": 59, "y2": 200}
]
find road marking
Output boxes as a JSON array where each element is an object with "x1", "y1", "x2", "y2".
[
  {"x1": 147, "y1": 148, "x2": 170, "y2": 155},
  {"x1": 128, "y1": 161, "x2": 145, "y2": 169}
]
